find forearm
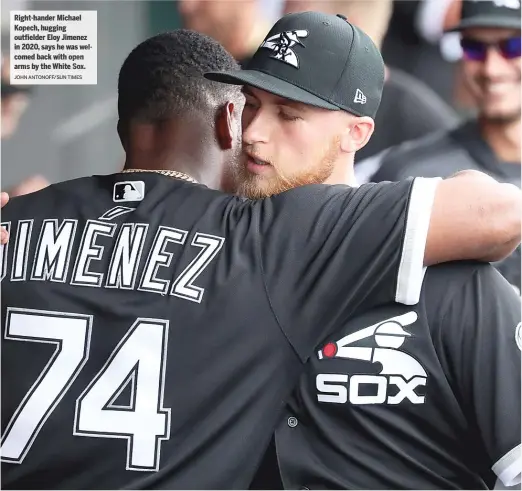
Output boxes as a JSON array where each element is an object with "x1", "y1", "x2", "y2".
[
  {"x1": 425, "y1": 170, "x2": 522, "y2": 265},
  {"x1": 463, "y1": 172, "x2": 521, "y2": 261},
  {"x1": 477, "y1": 237, "x2": 520, "y2": 263}
]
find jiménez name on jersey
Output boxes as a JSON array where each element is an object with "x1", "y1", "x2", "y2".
[{"x1": 0, "y1": 216, "x2": 224, "y2": 303}]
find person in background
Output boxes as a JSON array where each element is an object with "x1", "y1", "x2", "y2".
[
  {"x1": 370, "y1": 0, "x2": 521, "y2": 292},
  {"x1": 1, "y1": 53, "x2": 31, "y2": 140},
  {"x1": 0, "y1": 192, "x2": 8, "y2": 244},
  {"x1": 284, "y1": 0, "x2": 460, "y2": 178},
  {"x1": 7, "y1": 175, "x2": 50, "y2": 197},
  {"x1": 178, "y1": 0, "x2": 271, "y2": 66},
  {"x1": 380, "y1": 0, "x2": 458, "y2": 106},
  {"x1": 1, "y1": 53, "x2": 50, "y2": 196}
]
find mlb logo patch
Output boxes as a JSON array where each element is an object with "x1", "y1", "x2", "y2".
[{"x1": 113, "y1": 181, "x2": 145, "y2": 203}]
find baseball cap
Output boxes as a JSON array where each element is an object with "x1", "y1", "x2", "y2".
[
  {"x1": 446, "y1": 0, "x2": 521, "y2": 32},
  {"x1": 204, "y1": 11, "x2": 385, "y2": 119}
]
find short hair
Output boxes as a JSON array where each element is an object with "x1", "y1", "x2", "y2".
[{"x1": 118, "y1": 29, "x2": 241, "y2": 124}]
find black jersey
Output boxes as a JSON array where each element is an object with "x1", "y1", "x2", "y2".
[
  {"x1": 270, "y1": 261, "x2": 521, "y2": 490},
  {"x1": 1, "y1": 172, "x2": 437, "y2": 489}
]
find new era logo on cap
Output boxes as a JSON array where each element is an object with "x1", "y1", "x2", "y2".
[
  {"x1": 113, "y1": 181, "x2": 145, "y2": 203},
  {"x1": 354, "y1": 89, "x2": 366, "y2": 104}
]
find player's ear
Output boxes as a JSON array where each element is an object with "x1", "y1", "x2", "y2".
[
  {"x1": 340, "y1": 116, "x2": 375, "y2": 153},
  {"x1": 215, "y1": 101, "x2": 237, "y2": 151}
]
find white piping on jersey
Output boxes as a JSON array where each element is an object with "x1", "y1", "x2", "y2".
[
  {"x1": 395, "y1": 177, "x2": 441, "y2": 305},
  {"x1": 493, "y1": 443, "x2": 521, "y2": 487}
]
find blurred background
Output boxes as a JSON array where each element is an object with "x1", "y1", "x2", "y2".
[
  {"x1": 1, "y1": 3, "x2": 520, "y2": 487},
  {"x1": 0, "y1": 0, "x2": 508, "y2": 192}
]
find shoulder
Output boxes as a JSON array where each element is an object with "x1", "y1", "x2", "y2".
[
  {"x1": 258, "y1": 184, "x2": 351, "y2": 211},
  {"x1": 423, "y1": 260, "x2": 488, "y2": 291},
  {"x1": 264, "y1": 181, "x2": 415, "y2": 212},
  {"x1": 384, "y1": 130, "x2": 456, "y2": 165},
  {"x1": 422, "y1": 261, "x2": 517, "y2": 322},
  {"x1": 424, "y1": 260, "x2": 510, "y2": 289},
  {"x1": 374, "y1": 124, "x2": 472, "y2": 180},
  {"x1": 3, "y1": 176, "x2": 94, "y2": 219}
]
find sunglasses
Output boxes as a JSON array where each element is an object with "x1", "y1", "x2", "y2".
[{"x1": 460, "y1": 36, "x2": 521, "y2": 61}]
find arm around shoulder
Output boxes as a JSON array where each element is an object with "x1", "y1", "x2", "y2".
[{"x1": 425, "y1": 170, "x2": 521, "y2": 265}]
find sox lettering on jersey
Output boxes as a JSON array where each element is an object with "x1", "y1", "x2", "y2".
[{"x1": 316, "y1": 312, "x2": 428, "y2": 405}]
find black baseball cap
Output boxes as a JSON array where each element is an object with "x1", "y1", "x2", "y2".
[
  {"x1": 446, "y1": 0, "x2": 521, "y2": 32},
  {"x1": 205, "y1": 11, "x2": 385, "y2": 119}
]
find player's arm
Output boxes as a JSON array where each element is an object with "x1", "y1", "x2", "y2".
[
  {"x1": 427, "y1": 170, "x2": 521, "y2": 264},
  {"x1": 434, "y1": 264, "x2": 521, "y2": 488},
  {"x1": 257, "y1": 178, "x2": 438, "y2": 359},
  {"x1": 257, "y1": 175, "x2": 520, "y2": 360}
]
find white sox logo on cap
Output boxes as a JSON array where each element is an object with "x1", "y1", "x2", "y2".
[
  {"x1": 259, "y1": 30, "x2": 309, "y2": 68},
  {"x1": 205, "y1": 11, "x2": 385, "y2": 118}
]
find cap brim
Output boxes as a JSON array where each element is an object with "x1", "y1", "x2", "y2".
[
  {"x1": 445, "y1": 15, "x2": 521, "y2": 32},
  {"x1": 205, "y1": 69, "x2": 340, "y2": 111}
]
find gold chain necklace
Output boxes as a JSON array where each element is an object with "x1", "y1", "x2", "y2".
[{"x1": 121, "y1": 168, "x2": 199, "y2": 184}]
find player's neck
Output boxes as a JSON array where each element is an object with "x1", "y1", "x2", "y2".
[
  {"x1": 124, "y1": 157, "x2": 200, "y2": 181},
  {"x1": 323, "y1": 160, "x2": 357, "y2": 187},
  {"x1": 479, "y1": 116, "x2": 521, "y2": 164},
  {"x1": 123, "y1": 155, "x2": 224, "y2": 188},
  {"x1": 123, "y1": 119, "x2": 221, "y2": 186}
]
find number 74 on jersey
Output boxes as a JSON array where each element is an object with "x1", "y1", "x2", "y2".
[{"x1": 1, "y1": 308, "x2": 171, "y2": 472}]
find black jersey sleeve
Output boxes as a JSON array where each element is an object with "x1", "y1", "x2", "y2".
[
  {"x1": 435, "y1": 264, "x2": 521, "y2": 487},
  {"x1": 256, "y1": 177, "x2": 439, "y2": 360}
]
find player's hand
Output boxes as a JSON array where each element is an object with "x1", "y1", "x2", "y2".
[{"x1": 1, "y1": 192, "x2": 9, "y2": 244}]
